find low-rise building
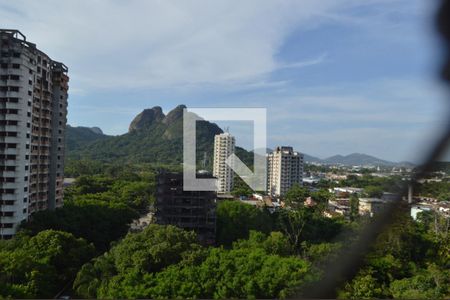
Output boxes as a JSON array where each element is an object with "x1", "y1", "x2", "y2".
[
  {"x1": 410, "y1": 204, "x2": 432, "y2": 220},
  {"x1": 241, "y1": 195, "x2": 282, "y2": 213},
  {"x1": 333, "y1": 187, "x2": 363, "y2": 195},
  {"x1": 359, "y1": 198, "x2": 388, "y2": 217},
  {"x1": 436, "y1": 201, "x2": 450, "y2": 218},
  {"x1": 328, "y1": 199, "x2": 350, "y2": 216},
  {"x1": 325, "y1": 173, "x2": 348, "y2": 181},
  {"x1": 302, "y1": 176, "x2": 321, "y2": 186}
]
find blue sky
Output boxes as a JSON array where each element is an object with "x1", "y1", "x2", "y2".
[{"x1": 1, "y1": 0, "x2": 449, "y2": 162}]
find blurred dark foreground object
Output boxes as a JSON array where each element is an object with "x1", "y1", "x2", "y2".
[{"x1": 299, "y1": 0, "x2": 450, "y2": 298}]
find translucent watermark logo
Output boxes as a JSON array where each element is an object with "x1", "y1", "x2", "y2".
[{"x1": 183, "y1": 108, "x2": 267, "y2": 192}]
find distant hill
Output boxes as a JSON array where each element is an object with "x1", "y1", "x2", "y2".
[
  {"x1": 323, "y1": 153, "x2": 393, "y2": 166},
  {"x1": 267, "y1": 150, "x2": 404, "y2": 167},
  {"x1": 65, "y1": 105, "x2": 252, "y2": 167},
  {"x1": 302, "y1": 153, "x2": 322, "y2": 163},
  {"x1": 65, "y1": 125, "x2": 109, "y2": 151},
  {"x1": 303, "y1": 152, "x2": 414, "y2": 167},
  {"x1": 65, "y1": 108, "x2": 413, "y2": 168}
]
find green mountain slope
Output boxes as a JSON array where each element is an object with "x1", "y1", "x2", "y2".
[
  {"x1": 65, "y1": 125, "x2": 109, "y2": 151},
  {"x1": 66, "y1": 105, "x2": 252, "y2": 167}
]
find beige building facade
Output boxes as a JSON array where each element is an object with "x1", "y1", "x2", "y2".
[
  {"x1": 267, "y1": 146, "x2": 303, "y2": 197},
  {"x1": 213, "y1": 133, "x2": 235, "y2": 194},
  {"x1": 0, "y1": 30, "x2": 68, "y2": 239}
]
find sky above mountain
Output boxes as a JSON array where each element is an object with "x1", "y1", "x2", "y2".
[{"x1": 1, "y1": 0, "x2": 449, "y2": 162}]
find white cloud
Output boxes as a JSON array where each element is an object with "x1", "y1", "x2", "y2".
[
  {"x1": 3, "y1": 0, "x2": 444, "y2": 162},
  {"x1": 0, "y1": 0, "x2": 355, "y2": 90},
  {"x1": 278, "y1": 53, "x2": 328, "y2": 70},
  {"x1": 217, "y1": 77, "x2": 449, "y2": 162}
]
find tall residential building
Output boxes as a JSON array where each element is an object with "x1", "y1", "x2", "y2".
[
  {"x1": 213, "y1": 132, "x2": 235, "y2": 194},
  {"x1": 0, "y1": 30, "x2": 68, "y2": 239},
  {"x1": 155, "y1": 171, "x2": 216, "y2": 245},
  {"x1": 267, "y1": 146, "x2": 303, "y2": 197}
]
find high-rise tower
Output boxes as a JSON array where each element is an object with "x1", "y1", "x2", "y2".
[
  {"x1": 0, "y1": 29, "x2": 69, "y2": 239},
  {"x1": 267, "y1": 146, "x2": 303, "y2": 197},
  {"x1": 213, "y1": 132, "x2": 235, "y2": 194}
]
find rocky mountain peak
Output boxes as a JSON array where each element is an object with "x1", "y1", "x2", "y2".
[
  {"x1": 89, "y1": 127, "x2": 103, "y2": 135},
  {"x1": 128, "y1": 106, "x2": 165, "y2": 132},
  {"x1": 163, "y1": 104, "x2": 186, "y2": 125}
]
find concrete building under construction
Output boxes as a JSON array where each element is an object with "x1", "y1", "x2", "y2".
[{"x1": 155, "y1": 171, "x2": 216, "y2": 245}]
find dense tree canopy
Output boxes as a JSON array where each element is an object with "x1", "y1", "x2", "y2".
[
  {"x1": 231, "y1": 175, "x2": 254, "y2": 198},
  {"x1": 65, "y1": 173, "x2": 155, "y2": 212},
  {"x1": 0, "y1": 230, "x2": 94, "y2": 298},
  {"x1": 216, "y1": 200, "x2": 273, "y2": 246},
  {"x1": 339, "y1": 210, "x2": 450, "y2": 299},
  {"x1": 339, "y1": 175, "x2": 403, "y2": 193},
  {"x1": 73, "y1": 224, "x2": 202, "y2": 298},
  {"x1": 416, "y1": 180, "x2": 450, "y2": 201},
  {"x1": 284, "y1": 184, "x2": 310, "y2": 208},
  {"x1": 274, "y1": 205, "x2": 344, "y2": 249},
  {"x1": 1, "y1": 159, "x2": 447, "y2": 299},
  {"x1": 20, "y1": 169, "x2": 156, "y2": 252},
  {"x1": 21, "y1": 200, "x2": 138, "y2": 252},
  {"x1": 349, "y1": 194, "x2": 359, "y2": 221},
  {"x1": 74, "y1": 227, "x2": 315, "y2": 299}
]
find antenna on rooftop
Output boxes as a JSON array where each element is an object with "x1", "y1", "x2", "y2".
[
  {"x1": 224, "y1": 126, "x2": 229, "y2": 133},
  {"x1": 202, "y1": 151, "x2": 208, "y2": 168}
]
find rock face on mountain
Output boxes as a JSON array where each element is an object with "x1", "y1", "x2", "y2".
[
  {"x1": 66, "y1": 105, "x2": 247, "y2": 167},
  {"x1": 90, "y1": 127, "x2": 104, "y2": 135},
  {"x1": 163, "y1": 104, "x2": 186, "y2": 125},
  {"x1": 128, "y1": 106, "x2": 165, "y2": 132}
]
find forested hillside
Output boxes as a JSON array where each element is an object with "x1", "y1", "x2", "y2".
[
  {"x1": 65, "y1": 105, "x2": 253, "y2": 168},
  {"x1": 1, "y1": 162, "x2": 448, "y2": 298}
]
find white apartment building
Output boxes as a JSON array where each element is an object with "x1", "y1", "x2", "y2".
[
  {"x1": 0, "y1": 30, "x2": 68, "y2": 239},
  {"x1": 213, "y1": 133, "x2": 235, "y2": 194},
  {"x1": 267, "y1": 146, "x2": 303, "y2": 197}
]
